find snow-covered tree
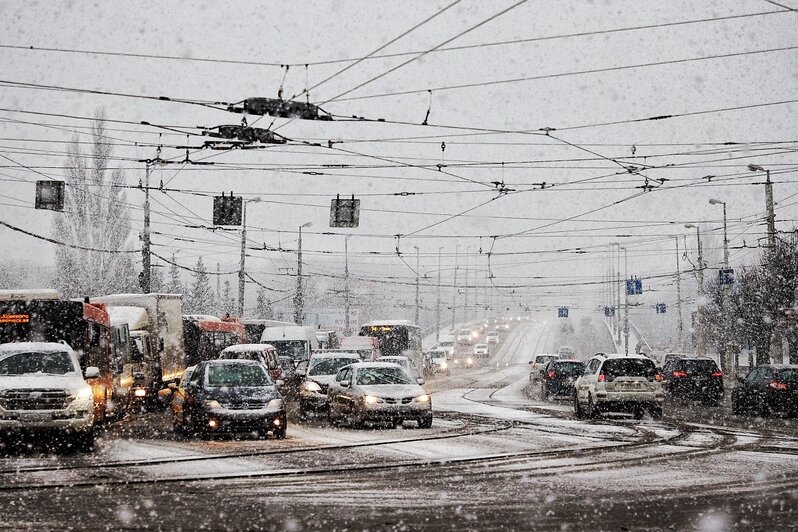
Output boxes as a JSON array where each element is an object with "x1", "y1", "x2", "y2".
[
  {"x1": 222, "y1": 280, "x2": 234, "y2": 316},
  {"x1": 185, "y1": 257, "x2": 213, "y2": 313},
  {"x1": 255, "y1": 288, "x2": 273, "y2": 319},
  {"x1": 52, "y1": 112, "x2": 137, "y2": 298},
  {"x1": 164, "y1": 253, "x2": 184, "y2": 295}
]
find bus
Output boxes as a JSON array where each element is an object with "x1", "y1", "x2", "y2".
[
  {"x1": 359, "y1": 320, "x2": 422, "y2": 369},
  {"x1": 183, "y1": 316, "x2": 246, "y2": 366},
  {"x1": 0, "y1": 290, "x2": 115, "y2": 422}
]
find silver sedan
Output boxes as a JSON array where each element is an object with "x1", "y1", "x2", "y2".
[{"x1": 327, "y1": 362, "x2": 433, "y2": 428}]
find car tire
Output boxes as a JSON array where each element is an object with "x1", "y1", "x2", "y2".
[
  {"x1": 73, "y1": 430, "x2": 94, "y2": 452},
  {"x1": 350, "y1": 413, "x2": 365, "y2": 429},
  {"x1": 760, "y1": 400, "x2": 771, "y2": 418},
  {"x1": 587, "y1": 396, "x2": 598, "y2": 419},
  {"x1": 418, "y1": 414, "x2": 433, "y2": 428},
  {"x1": 732, "y1": 398, "x2": 744, "y2": 416},
  {"x1": 650, "y1": 405, "x2": 663, "y2": 421},
  {"x1": 273, "y1": 426, "x2": 287, "y2": 440},
  {"x1": 573, "y1": 394, "x2": 585, "y2": 420}
]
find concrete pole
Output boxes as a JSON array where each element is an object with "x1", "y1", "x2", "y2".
[
  {"x1": 141, "y1": 162, "x2": 151, "y2": 294},
  {"x1": 414, "y1": 246, "x2": 420, "y2": 325},
  {"x1": 675, "y1": 236, "x2": 684, "y2": 350},
  {"x1": 622, "y1": 246, "x2": 629, "y2": 355},
  {"x1": 344, "y1": 236, "x2": 351, "y2": 336},
  {"x1": 452, "y1": 245, "x2": 459, "y2": 331},
  {"x1": 436, "y1": 247, "x2": 442, "y2": 343},
  {"x1": 765, "y1": 169, "x2": 776, "y2": 252},
  {"x1": 237, "y1": 201, "x2": 247, "y2": 317}
]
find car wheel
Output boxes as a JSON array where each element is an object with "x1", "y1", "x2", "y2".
[
  {"x1": 274, "y1": 426, "x2": 287, "y2": 440},
  {"x1": 587, "y1": 396, "x2": 598, "y2": 419},
  {"x1": 650, "y1": 405, "x2": 663, "y2": 421},
  {"x1": 760, "y1": 400, "x2": 772, "y2": 418},
  {"x1": 350, "y1": 414, "x2": 365, "y2": 429},
  {"x1": 418, "y1": 414, "x2": 433, "y2": 429},
  {"x1": 573, "y1": 393, "x2": 585, "y2": 420},
  {"x1": 732, "y1": 398, "x2": 744, "y2": 416}
]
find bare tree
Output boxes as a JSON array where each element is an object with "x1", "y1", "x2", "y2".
[{"x1": 53, "y1": 111, "x2": 137, "y2": 298}]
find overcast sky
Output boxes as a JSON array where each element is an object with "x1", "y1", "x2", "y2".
[{"x1": 1, "y1": 0, "x2": 796, "y2": 317}]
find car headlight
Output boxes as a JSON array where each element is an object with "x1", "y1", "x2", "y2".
[
  {"x1": 440, "y1": 361, "x2": 448, "y2": 369},
  {"x1": 71, "y1": 386, "x2": 93, "y2": 403},
  {"x1": 204, "y1": 399, "x2": 222, "y2": 410},
  {"x1": 267, "y1": 398, "x2": 284, "y2": 410},
  {"x1": 415, "y1": 394, "x2": 431, "y2": 403},
  {"x1": 304, "y1": 381, "x2": 322, "y2": 393},
  {"x1": 364, "y1": 395, "x2": 384, "y2": 404},
  {"x1": 467, "y1": 357, "x2": 473, "y2": 364}
]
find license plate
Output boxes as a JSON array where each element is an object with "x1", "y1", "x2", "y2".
[{"x1": 19, "y1": 412, "x2": 52, "y2": 422}]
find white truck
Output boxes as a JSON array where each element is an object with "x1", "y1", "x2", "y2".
[
  {"x1": 92, "y1": 294, "x2": 186, "y2": 405},
  {"x1": 260, "y1": 325, "x2": 319, "y2": 363}
]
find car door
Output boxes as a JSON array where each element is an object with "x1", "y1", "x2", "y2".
[
  {"x1": 182, "y1": 364, "x2": 204, "y2": 422},
  {"x1": 735, "y1": 367, "x2": 760, "y2": 408},
  {"x1": 576, "y1": 359, "x2": 596, "y2": 403},
  {"x1": 332, "y1": 368, "x2": 354, "y2": 415}
]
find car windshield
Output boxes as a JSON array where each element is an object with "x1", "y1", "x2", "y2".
[
  {"x1": 356, "y1": 367, "x2": 414, "y2": 385},
  {"x1": 536, "y1": 355, "x2": 557, "y2": 364},
  {"x1": 379, "y1": 358, "x2": 407, "y2": 368},
  {"x1": 551, "y1": 362, "x2": 584, "y2": 376},
  {"x1": 308, "y1": 357, "x2": 358, "y2": 376},
  {"x1": 267, "y1": 340, "x2": 307, "y2": 359},
  {"x1": 206, "y1": 364, "x2": 271, "y2": 387},
  {"x1": 679, "y1": 359, "x2": 719, "y2": 374},
  {"x1": 601, "y1": 358, "x2": 657, "y2": 379},
  {"x1": 221, "y1": 351, "x2": 260, "y2": 361},
  {"x1": 776, "y1": 369, "x2": 798, "y2": 383},
  {"x1": 0, "y1": 351, "x2": 76, "y2": 375}
]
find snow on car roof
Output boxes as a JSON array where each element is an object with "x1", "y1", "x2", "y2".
[
  {"x1": 221, "y1": 343, "x2": 276, "y2": 352},
  {"x1": 348, "y1": 362, "x2": 405, "y2": 369},
  {"x1": 310, "y1": 351, "x2": 360, "y2": 359},
  {"x1": 0, "y1": 341, "x2": 75, "y2": 353}
]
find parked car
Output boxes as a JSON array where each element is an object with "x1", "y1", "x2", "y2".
[
  {"x1": 661, "y1": 357, "x2": 723, "y2": 406},
  {"x1": 327, "y1": 362, "x2": 432, "y2": 428},
  {"x1": 541, "y1": 360, "x2": 585, "y2": 401},
  {"x1": 732, "y1": 365, "x2": 798, "y2": 417},
  {"x1": 0, "y1": 342, "x2": 97, "y2": 451},
  {"x1": 299, "y1": 351, "x2": 361, "y2": 418},
  {"x1": 529, "y1": 354, "x2": 560, "y2": 383},
  {"x1": 171, "y1": 359, "x2": 286, "y2": 438},
  {"x1": 377, "y1": 355, "x2": 421, "y2": 380},
  {"x1": 486, "y1": 331, "x2": 500, "y2": 345},
  {"x1": 474, "y1": 343, "x2": 490, "y2": 358},
  {"x1": 219, "y1": 343, "x2": 282, "y2": 380},
  {"x1": 574, "y1": 353, "x2": 664, "y2": 420}
]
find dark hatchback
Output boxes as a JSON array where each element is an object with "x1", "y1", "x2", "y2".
[
  {"x1": 541, "y1": 360, "x2": 585, "y2": 400},
  {"x1": 172, "y1": 360, "x2": 286, "y2": 438},
  {"x1": 732, "y1": 364, "x2": 798, "y2": 417},
  {"x1": 662, "y1": 357, "x2": 724, "y2": 406}
]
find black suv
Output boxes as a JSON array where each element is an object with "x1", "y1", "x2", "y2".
[
  {"x1": 541, "y1": 360, "x2": 585, "y2": 400},
  {"x1": 661, "y1": 357, "x2": 723, "y2": 406},
  {"x1": 732, "y1": 365, "x2": 798, "y2": 417}
]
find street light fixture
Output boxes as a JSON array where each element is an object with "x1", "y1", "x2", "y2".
[
  {"x1": 238, "y1": 197, "x2": 262, "y2": 316},
  {"x1": 707, "y1": 200, "x2": 735, "y2": 388},
  {"x1": 747, "y1": 164, "x2": 776, "y2": 252},
  {"x1": 295, "y1": 221, "x2": 313, "y2": 324}
]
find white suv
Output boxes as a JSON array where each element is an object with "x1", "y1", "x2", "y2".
[{"x1": 574, "y1": 353, "x2": 664, "y2": 420}]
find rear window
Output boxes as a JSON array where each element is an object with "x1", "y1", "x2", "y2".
[
  {"x1": 601, "y1": 358, "x2": 657, "y2": 380},
  {"x1": 550, "y1": 362, "x2": 584, "y2": 376},
  {"x1": 206, "y1": 364, "x2": 270, "y2": 387},
  {"x1": 308, "y1": 357, "x2": 359, "y2": 376},
  {"x1": 536, "y1": 355, "x2": 558, "y2": 364},
  {"x1": 776, "y1": 369, "x2": 798, "y2": 383},
  {"x1": 678, "y1": 359, "x2": 719, "y2": 374}
]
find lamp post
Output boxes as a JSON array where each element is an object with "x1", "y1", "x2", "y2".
[
  {"x1": 238, "y1": 197, "x2": 261, "y2": 317},
  {"x1": 708, "y1": 199, "x2": 729, "y2": 266},
  {"x1": 294, "y1": 221, "x2": 312, "y2": 324},
  {"x1": 685, "y1": 224, "x2": 706, "y2": 356},
  {"x1": 344, "y1": 235, "x2": 352, "y2": 336},
  {"x1": 436, "y1": 247, "x2": 442, "y2": 343},
  {"x1": 674, "y1": 236, "x2": 684, "y2": 350},
  {"x1": 452, "y1": 245, "x2": 459, "y2": 331},
  {"x1": 620, "y1": 246, "x2": 629, "y2": 354},
  {"x1": 747, "y1": 164, "x2": 776, "y2": 252},
  {"x1": 413, "y1": 245, "x2": 420, "y2": 326}
]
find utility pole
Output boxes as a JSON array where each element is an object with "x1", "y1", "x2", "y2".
[
  {"x1": 295, "y1": 222, "x2": 312, "y2": 324},
  {"x1": 452, "y1": 245, "x2": 459, "y2": 330},
  {"x1": 709, "y1": 198, "x2": 735, "y2": 382},
  {"x1": 621, "y1": 246, "x2": 629, "y2": 355},
  {"x1": 613, "y1": 243, "x2": 622, "y2": 346},
  {"x1": 141, "y1": 163, "x2": 151, "y2": 293},
  {"x1": 238, "y1": 198, "x2": 261, "y2": 317},
  {"x1": 675, "y1": 236, "x2": 684, "y2": 351},
  {"x1": 463, "y1": 248, "x2": 470, "y2": 322},
  {"x1": 344, "y1": 236, "x2": 351, "y2": 336},
  {"x1": 765, "y1": 170, "x2": 776, "y2": 251},
  {"x1": 413, "y1": 246, "x2": 420, "y2": 325},
  {"x1": 436, "y1": 247, "x2": 442, "y2": 343},
  {"x1": 686, "y1": 224, "x2": 706, "y2": 356}
]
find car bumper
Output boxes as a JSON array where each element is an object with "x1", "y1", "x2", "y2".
[
  {"x1": 0, "y1": 409, "x2": 93, "y2": 432},
  {"x1": 666, "y1": 381, "x2": 723, "y2": 399},
  {"x1": 596, "y1": 392, "x2": 664, "y2": 404},
  {"x1": 299, "y1": 391, "x2": 329, "y2": 410},
  {"x1": 202, "y1": 409, "x2": 287, "y2": 432},
  {"x1": 361, "y1": 402, "x2": 431, "y2": 420}
]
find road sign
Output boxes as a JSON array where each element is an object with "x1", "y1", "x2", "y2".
[
  {"x1": 558, "y1": 307, "x2": 569, "y2": 318},
  {"x1": 655, "y1": 303, "x2": 667, "y2": 314},
  {"x1": 719, "y1": 267, "x2": 735, "y2": 285},
  {"x1": 330, "y1": 195, "x2": 360, "y2": 228},
  {"x1": 626, "y1": 277, "x2": 643, "y2": 295},
  {"x1": 35, "y1": 180, "x2": 65, "y2": 211},
  {"x1": 604, "y1": 306, "x2": 615, "y2": 317}
]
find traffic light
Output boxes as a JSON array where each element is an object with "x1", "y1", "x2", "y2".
[
  {"x1": 558, "y1": 307, "x2": 569, "y2": 318},
  {"x1": 213, "y1": 193, "x2": 243, "y2": 225},
  {"x1": 35, "y1": 180, "x2": 65, "y2": 211},
  {"x1": 604, "y1": 306, "x2": 615, "y2": 317},
  {"x1": 719, "y1": 267, "x2": 735, "y2": 285},
  {"x1": 329, "y1": 194, "x2": 360, "y2": 227},
  {"x1": 655, "y1": 303, "x2": 667, "y2": 314},
  {"x1": 626, "y1": 277, "x2": 643, "y2": 295}
]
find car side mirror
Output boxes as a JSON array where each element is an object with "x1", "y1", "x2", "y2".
[
  {"x1": 84, "y1": 366, "x2": 100, "y2": 379},
  {"x1": 417, "y1": 378, "x2": 425, "y2": 385},
  {"x1": 340, "y1": 380, "x2": 350, "y2": 388},
  {"x1": 275, "y1": 379, "x2": 284, "y2": 387}
]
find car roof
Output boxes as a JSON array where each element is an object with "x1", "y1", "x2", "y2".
[
  {"x1": 346, "y1": 362, "x2": 404, "y2": 370},
  {"x1": 203, "y1": 359, "x2": 263, "y2": 367},
  {"x1": 0, "y1": 341, "x2": 75, "y2": 354},
  {"x1": 310, "y1": 351, "x2": 360, "y2": 359},
  {"x1": 378, "y1": 355, "x2": 409, "y2": 360},
  {"x1": 593, "y1": 353, "x2": 652, "y2": 361},
  {"x1": 221, "y1": 343, "x2": 276, "y2": 352}
]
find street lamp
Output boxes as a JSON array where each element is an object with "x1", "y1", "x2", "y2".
[
  {"x1": 295, "y1": 221, "x2": 312, "y2": 324},
  {"x1": 238, "y1": 197, "x2": 261, "y2": 316},
  {"x1": 748, "y1": 164, "x2": 776, "y2": 252},
  {"x1": 685, "y1": 224, "x2": 706, "y2": 356},
  {"x1": 708, "y1": 198, "x2": 728, "y2": 266},
  {"x1": 436, "y1": 247, "x2": 443, "y2": 343}
]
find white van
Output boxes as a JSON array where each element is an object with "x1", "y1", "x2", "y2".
[{"x1": 260, "y1": 325, "x2": 319, "y2": 362}]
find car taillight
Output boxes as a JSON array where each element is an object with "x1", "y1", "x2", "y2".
[
  {"x1": 547, "y1": 370, "x2": 556, "y2": 379},
  {"x1": 598, "y1": 374, "x2": 605, "y2": 382},
  {"x1": 671, "y1": 370, "x2": 688, "y2": 378},
  {"x1": 710, "y1": 371, "x2": 723, "y2": 378},
  {"x1": 769, "y1": 380, "x2": 788, "y2": 391}
]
